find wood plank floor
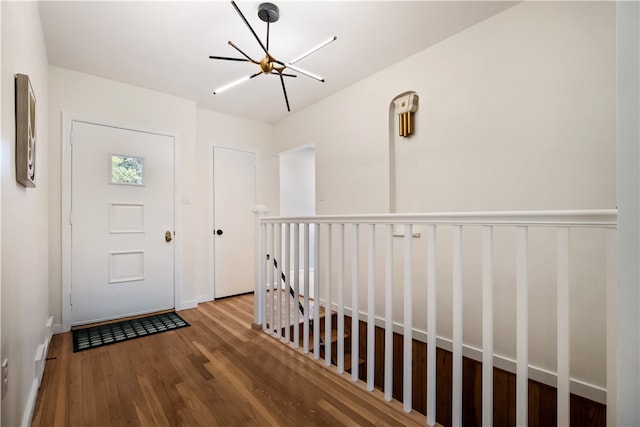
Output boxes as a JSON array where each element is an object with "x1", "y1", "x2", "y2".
[{"x1": 31, "y1": 294, "x2": 427, "y2": 427}]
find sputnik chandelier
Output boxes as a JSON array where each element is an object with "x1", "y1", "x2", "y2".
[{"x1": 209, "y1": 1, "x2": 337, "y2": 111}]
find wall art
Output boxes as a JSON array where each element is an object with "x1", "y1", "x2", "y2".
[{"x1": 15, "y1": 73, "x2": 36, "y2": 187}]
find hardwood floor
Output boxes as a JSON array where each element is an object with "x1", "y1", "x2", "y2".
[{"x1": 31, "y1": 294, "x2": 427, "y2": 427}]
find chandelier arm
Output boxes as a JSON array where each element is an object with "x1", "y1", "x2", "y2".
[
  {"x1": 279, "y1": 73, "x2": 291, "y2": 112},
  {"x1": 209, "y1": 55, "x2": 251, "y2": 62},
  {"x1": 272, "y1": 64, "x2": 291, "y2": 75},
  {"x1": 272, "y1": 71, "x2": 297, "y2": 78},
  {"x1": 228, "y1": 41, "x2": 260, "y2": 64},
  {"x1": 231, "y1": 0, "x2": 270, "y2": 57},
  {"x1": 275, "y1": 60, "x2": 324, "y2": 82}
]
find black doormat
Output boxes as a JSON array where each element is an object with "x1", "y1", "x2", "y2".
[{"x1": 72, "y1": 312, "x2": 189, "y2": 352}]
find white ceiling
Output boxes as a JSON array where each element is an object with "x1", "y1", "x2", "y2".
[{"x1": 38, "y1": 1, "x2": 516, "y2": 124}]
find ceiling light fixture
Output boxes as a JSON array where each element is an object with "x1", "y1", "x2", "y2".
[{"x1": 209, "y1": 1, "x2": 337, "y2": 112}]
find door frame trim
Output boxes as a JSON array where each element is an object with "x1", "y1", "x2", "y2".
[{"x1": 61, "y1": 113, "x2": 182, "y2": 332}]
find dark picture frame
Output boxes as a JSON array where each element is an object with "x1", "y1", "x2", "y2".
[{"x1": 15, "y1": 73, "x2": 36, "y2": 188}]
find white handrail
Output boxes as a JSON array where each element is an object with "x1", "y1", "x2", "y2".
[{"x1": 261, "y1": 209, "x2": 616, "y2": 227}]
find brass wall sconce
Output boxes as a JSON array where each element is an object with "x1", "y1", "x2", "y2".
[{"x1": 393, "y1": 93, "x2": 418, "y2": 137}]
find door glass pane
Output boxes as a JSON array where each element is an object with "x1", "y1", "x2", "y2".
[{"x1": 111, "y1": 154, "x2": 144, "y2": 185}]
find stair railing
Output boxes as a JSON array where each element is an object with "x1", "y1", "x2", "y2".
[{"x1": 254, "y1": 209, "x2": 617, "y2": 427}]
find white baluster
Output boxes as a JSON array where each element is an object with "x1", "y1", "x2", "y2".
[
  {"x1": 352, "y1": 224, "x2": 360, "y2": 382},
  {"x1": 325, "y1": 224, "x2": 333, "y2": 367},
  {"x1": 403, "y1": 224, "x2": 413, "y2": 413},
  {"x1": 452, "y1": 225, "x2": 463, "y2": 426},
  {"x1": 261, "y1": 222, "x2": 267, "y2": 328},
  {"x1": 269, "y1": 223, "x2": 275, "y2": 335},
  {"x1": 253, "y1": 206, "x2": 268, "y2": 326},
  {"x1": 557, "y1": 227, "x2": 570, "y2": 427},
  {"x1": 367, "y1": 224, "x2": 376, "y2": 391},
  {"x1": 385, "y1": 224, "x2": 394, "y2": 401},
  {"x1": 276, "y1": 223, "x2": 282, "y2": 338},
  {"x1": 516, "y1": 226, "x2": 529, "y2": 427},
  {"x1": 284, "y1": 223, "x2": 291, "y2": 342},
  {"x1": 314, "y1": 223, "x2": 321, "y2": 359},
  {"x1": 293, "y1": 223, "x2": 300, "y2": 347},
  {"x1": 482, "y1": 225, "x2": 494, "y2": 427},
  {"x1": 304, "y1": 223, "x2": 310, "y2": 354},
  {"x1": 338, "y1": 224, "x2": 345, "y2": 373},
  {"x1": 426, "y1": 225, "x2": 437, "y2": 425},
  {"x1": 605, "y1": 227, "x2": 618, "y2": 427}
]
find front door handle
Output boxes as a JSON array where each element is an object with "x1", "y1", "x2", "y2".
[{"x1": 165, "y1": 231, "x2": 173, "y2": 243}]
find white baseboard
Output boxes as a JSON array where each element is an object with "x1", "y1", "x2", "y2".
[
  {"x1": 179, "y1": 299, "x2": 198, "y2": 310},
  {"x1": 45, "y1": 316, "x2": 53, "y2": 333},
  {"x1": 35, "y1": 344, "x2": 46, "y2": 386},
  {"x1": 36, "y1": 315, "x2": 55, "y2": 385},
  {"x1": 21, "y1": 378, "x2": 39, "y2": 427},
  {"x1": 22, "y1": 314, "x2": 54, "y2": 427},
  {"x1": 197, "y1": 294, "x2": 214, "y2": 304},
  {"x1": 52, "y1": 323, "x2": 63, "y2": 335}
]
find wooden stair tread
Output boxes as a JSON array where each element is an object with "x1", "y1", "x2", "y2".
[
  {"x1": 342, "y1": 354, "x2": 366, "y2": 373},
  {"x1": 266, "y1": 294, "x2": 364, "y2": 374},
  {"x1": 309, "y1": 328, "x2": 349, "y2": 344}
]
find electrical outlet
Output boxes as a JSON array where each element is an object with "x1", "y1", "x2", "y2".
[{"x1": 1, "y1": 358, "x2": 8, "y2": 399}]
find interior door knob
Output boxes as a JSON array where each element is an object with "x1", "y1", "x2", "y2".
[
  {"x1": 165, "y1": 231, "x2": 173, "y2": 242},
  {"x1": 216, "y1": 229, "x2": 224, "y2": 236}
]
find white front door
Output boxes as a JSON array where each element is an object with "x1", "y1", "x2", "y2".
[
  {"x1": 213, "y1": 147, "x2": 256, "y2": 298},
  {"x1": 70, "y1": 121, "x2": 175, "y2": 325}
]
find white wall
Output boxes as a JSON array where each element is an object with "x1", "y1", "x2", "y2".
[
  {"x1": 280, "y1": 147, "x2": 315, "y2": 217},
  {"x1": 274, "y1": 1, "x2": 615, "y2": 213},
  {"x1": 1, "y1": 2, "x2": 50, "y2": 426},
  {"x1": 195, "y1": 108, "x2": 276, "y2": 302},
  {"x1": 273, "y1": 1, "x2": 615, "y2": 394},
  {"x1": 280, "y1": 147, "x2": 316, "y2": 280}
]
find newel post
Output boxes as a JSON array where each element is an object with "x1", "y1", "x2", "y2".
[{"x1": 252, "y1": 205, "x2": 269, "y2": 329}]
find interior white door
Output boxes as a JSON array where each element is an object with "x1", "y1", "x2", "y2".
[
  {"x1": 71, "y1": 121, "x2": 175, "y2": 325},
  {"x1": 213, "y1": 147, "x2": 256, "y2": 298}
]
